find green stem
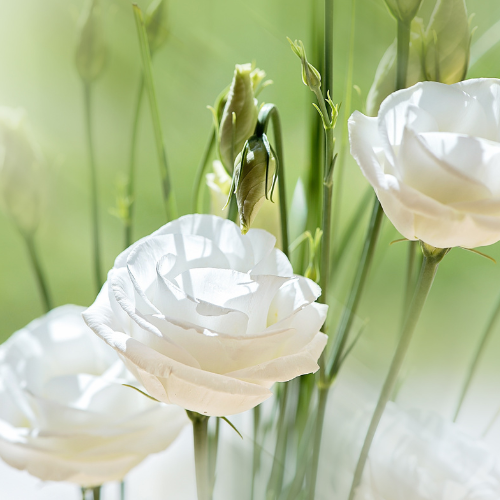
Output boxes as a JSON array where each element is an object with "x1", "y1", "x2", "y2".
[
  {"x1": 251, "y1": 405, "x2": 261, "y2": 500},
  {"x1": 193, "y1": 128, "x2": 216, "y2": 213},
  {"x1": 83, "y1": 83, "x2": 103, "y2": 293},
  {"x1": 307, "y1": 386, "x2": 329, "y2": 500},
  {"x1": 266, "y1": 383, "x2": 289, "y2": 500},
  {"x1": 132, "y1": 5, "x2": 177, "y2": 221},
  {"x1": 332, "y1": 187, "x2": 373, "y2": 272},
  {"x1": 347, "y1": 244, "x2": 448, "y2": 500},
  {"x1": 331, "y1": 0, "x2": 356, "y2": 262},
  {"x1": 323, "y1": 0, "x2": 334, "y2": 102},
  {"x1": 120, "y1": 480, "x2": 125, "y2": 500},
  {"x1": 453, "y1": 291, "x2": 500, "y2": 422},
  {"x1": 327, "y1": 199, "x2": 384, "y2": 378},
  {"x1": 23, "y1": 234, "x2": 53, "y2": 313},
  {"x1": 208, "y1": 418, "x2": 220, "y2": 495},
  {"x1": 396, "y1": 19, "x2": 411, "y2": 91},
  {"x1": 402, "y1": 241, "x2": 418, "y2": 324},
  {"x1": 187, "y1": 412, "x2": 211, "y2": 500},
  {"x1": 124, "y1": 73, "x2": 145, "y2": 249},
  {"x1": 256, "y1": 104, "x2": 289, "y2": 257}
]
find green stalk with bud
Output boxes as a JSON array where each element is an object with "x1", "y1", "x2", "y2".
[{"x1": 75, "y1": 0, "x2": 107, "y2": 294}]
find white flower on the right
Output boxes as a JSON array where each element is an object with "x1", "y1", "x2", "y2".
[
  {"x1": 349, "y1": 79, "x2": 500, "y2": 249},
  {"x1": 355, "y1": 403, "x2": 500, "y2": 500}
]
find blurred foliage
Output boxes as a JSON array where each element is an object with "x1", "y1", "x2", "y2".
[{"x1": 2, "y1": 0, "x2": 500, "y2": 420}]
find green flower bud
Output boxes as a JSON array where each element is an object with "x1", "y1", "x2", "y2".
[
  {"x1": 288, "y1": 38, "x2": 321, "y2": 92},
  {"x1": 233, "y1": 135, "x2": 277, "y2": 234},
  {"x1": 0, "y1": 108, "x2": 43, "y2": 236},
  {"x1": 366, "y1": 19, "x2": 425, "y2": 116},
  {"x1": 146, "y1": 0, "x2": 169, "y2": 54},
  {"x1": 384, "y1": 0, "x2": 423, "y2": 24},
  {"x1": 75, "y1": 0, "x2": 107, "y2": 83},
  {"x1": 424, "y1": 0, "x2": 471, "y2": 84},
  {"x1": 218, "y1": 64, "x2": 259, "y2": 173}
]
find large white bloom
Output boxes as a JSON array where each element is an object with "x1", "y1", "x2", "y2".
[
  {"x1": 83, "y1": 214, "x2": 328, "y2": 417},
  {"x1": 0, "y1": 305, "x2": 187, "y2": 487},
  {"x1": 349, "y1": 79, "x2": 500, "y2": 248},
  {"x1": 355, "y1": 403, "x2": 500, "y2": 500}
]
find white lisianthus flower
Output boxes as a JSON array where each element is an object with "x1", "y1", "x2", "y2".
[
  {"x1": 0, "y1": 305, "x2": 187, "y2": 487},
  {"x1": 355, "y1": 402, "x2": 500, "y2": 500},
  {"x1": 349, "y1": 79, "x2": 500, "y2": 248},
  {"x1": 83, "y1": 214, "x2": 328, "y2": 417}
]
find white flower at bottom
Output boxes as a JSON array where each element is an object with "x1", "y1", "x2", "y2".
[
  {"x1": 0, "y1": 305, "x2": 187, "y2": 487},
  {"x1": 355, "y1": 402, "x2": 500, "y2": 500},
  {"x1": 83, "y1": 214, "x2": 328, "y2": 417}
]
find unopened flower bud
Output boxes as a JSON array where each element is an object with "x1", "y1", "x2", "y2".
[
  {"x1": 75, "y1": 0, "x2": 107, "y2": 83},
  {"x1": 366, "y1": 19, "x2": 425, "y2": 116},
  {"x1": 206, "y1": 160, "x2": 232, "y2": 215},
  {"x1": 146, "y1": 0, "x2": 169, "y2": 54},
  {"x1": 424, "y1": 0, "x2": 471, "y2": 84},
  {"x1": 219, "y1": 64, "x2": 259, "y2": 172},
  {"x1": 0, "y1": 108, "x2": 43, "y2": 235},
  {"x1": 288, "y1": 38, "x2": 321, "y2": 92},
  {"x1": 384, "y1": 0, "x2": 423, "y2": 24},
  {"x1": 234, "y1": 135, "x2": 277, "y2": 234}
]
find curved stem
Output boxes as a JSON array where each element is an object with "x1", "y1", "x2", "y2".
[
  {"x1": 193, "y1": 128, "x2": 216, "y2": 214},
  {"x1": 83, "y1": 83, "x2": 103, "y2": 293},
  {"x1": 24, "y1": 234, "x2": 53, "y2": 313},
  {"x1": 453, "y1": 291, "x2": 500, "y2": 421},
  {"x1": 187, "y1": 412, "x2": 211, "y2": 500},
  {"x1": 307, "y1": 386, "x2": 328, "y2": 500},
  {"x1": 251, "y1": 405, "x2": 261, "y2": 500},
  {"x1": 124, "y1": 74, "x2": 145, "y2": 249},
  {"x1": 266, "y1": 383, "x2": 289, "y2": 499},
  {"x1": 132, "y1": 6, "x2": 177, "y2": 221},
  {"x1": 257, "y1": 104, "x2": 289, "y2": 257},
  {"x1": 347, "y1": 244, "x2": 448, "y2": 500}
]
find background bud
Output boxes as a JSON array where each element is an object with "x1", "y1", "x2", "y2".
[
  {"x1": 206, "y1": 160, "x2": 232, "y2": 215},
  {"x1": 384, "y1": 0, "x2": 423, "y2": 24},
  {"x1": 288, "y1": 38, "x2": 321, "y2": 92},
  {"x1": 75, "y1": 0, "x2": 107, "y2": 83},
  {"x1": 0, "y1": 108, "x2": 43, "y2": 236},
  {"x1": 218, "y1": 64, "x2": 259, "y2": 173},
  {"x1": 366, "y1": 19, "x2": 425, "y2": 116},
  {"x1": 424, "y1": 0, "x2": 471, "y2": 84},
  {"x1": 235, "y1": 135, "x2": 276, "y2": 234},
  {"x1": 146, "y1": 0, "x2": 169, "y2": 54}
]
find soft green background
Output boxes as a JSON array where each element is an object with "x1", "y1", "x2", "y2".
[{"x1": 1, "y1": 0, "x2": 500, "y2": 425}]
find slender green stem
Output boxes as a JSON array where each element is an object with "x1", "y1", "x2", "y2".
[
  {"x1": 307, "y1": 386, "x2": 329, "y2": 500},
  {"x1": 187, "y1": 412, "x2": 211, "y2": 500},
  {"x1": 251, "y1": 405, "x2": 261, "y2": 500},
  {"x1": 120, "y1": 480, "x2": 125, "y2": 500},
  {"x1": 323, "y1": 0, "x2": 334, "y2": 101},
  {"x1": 23, "y1": 234, "x2": 53, "y2": 313},
  {"x1": 132, "y1": 5, "x2": 177, "y2": 221},
  {"x1": 347, "y1": 244, "x2": 448, "y2": 500},
  {"x1": 193, "y1": 128, "x2": 216, "y2": 213},
  {"x1": 266, "y1": 383, "x2": 289, "y2": 500},
  {"x1": 83, "y1": 83, "x2": 103, "y2": 293},
  {"x1": 402, "y1": 241, "x2": 418, "y2": 324},
  {"x1": 331, "y1": 0, "x2": 357, "y2": 262},
  {"x1": 256, "y1": 104, "x2": 289, "y2": 257},
  {"x1": 453, "y1": 291, "x2": 500, "y2": 421},
  {"x1": 208, "y1": 418, "x2": 220, "y2": 495},
  {"x1": 396, "y1": 19, "x2": 411, "y2": 91},
  {"x1": 124, "y1": 73, "x2": 145, "y2": 249},
  {"x1": 332, "y1": 187, "x2": 373, "y2": 272},
  {"x1": 327, "y1": 199, "x2": 384, "y2": 378}
]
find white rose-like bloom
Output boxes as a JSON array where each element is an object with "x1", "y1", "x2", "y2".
[
  {"x1": 0, "y1": 305, "x2": 187, "y2": 487},
  {"x1": 83, "y1": 214, "x2": 328, "y2": 417},
  {"x1": 349, "y1": 79, "x2": 500, "y2": 248},
  {"x1": 355, "y1": 403, "x2": 500, "y2": 500}
]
